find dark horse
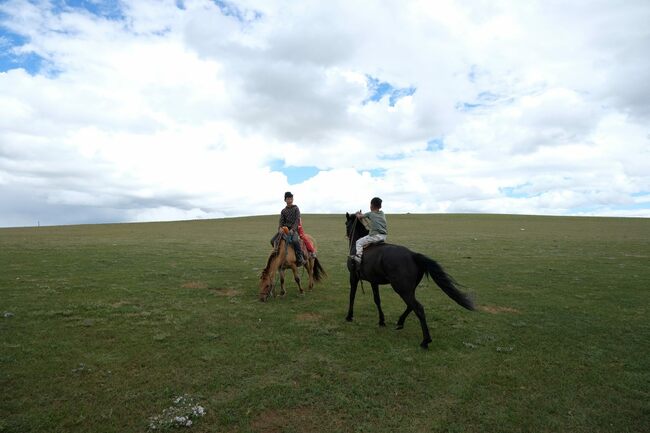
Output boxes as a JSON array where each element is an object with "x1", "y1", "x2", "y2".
[{"x1": 345, "y1": 213, "x2": 475, "y2": 348}]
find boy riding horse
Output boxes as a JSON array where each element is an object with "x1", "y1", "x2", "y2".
[
  {"x1": 270, "y1": 191, "x2": 310, "y2": 266},
  {"x1": 351, "y1": 197, "x2": 387, "y2": 264}
]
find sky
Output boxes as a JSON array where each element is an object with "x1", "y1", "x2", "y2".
[{"x1": 1, "y1": 0, "x2": 649, "y2": 227}]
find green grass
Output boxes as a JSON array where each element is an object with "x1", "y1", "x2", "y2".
[{"x1": 1, "y1": 214, "x2": 649, "y2": 433}]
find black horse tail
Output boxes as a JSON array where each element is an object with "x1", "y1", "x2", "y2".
[
  {"x1": 414, "y1": 253, "x2": 474, "y2": 311},
  {"x1": 312, "y1": 257, "x2": 327, "y2": 282}
]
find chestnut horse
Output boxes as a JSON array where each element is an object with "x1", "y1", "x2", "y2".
[{"x1": 259, "y1": 232, "x2": 326, "y2": 301}]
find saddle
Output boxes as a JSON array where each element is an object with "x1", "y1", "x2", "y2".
[
  {"x1": 363, "y1": 240, "x2": 385, "y2": 251},
  {"x1": 288, "y1": 233, "x2": 308, "y2": 254},
  {"x1": 351, "y1": 241, "x2": 385, "y2": 270},
  {"x1": 271, "y1": 232, "x2": 312, "y2": 262}
]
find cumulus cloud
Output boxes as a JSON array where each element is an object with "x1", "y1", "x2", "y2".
[{"x1": 0, "y1": 0, "x2": 649, "y2": 227}]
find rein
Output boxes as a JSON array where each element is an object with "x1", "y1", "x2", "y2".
[
  {"x1": 347, "y1": 217, "x2": 365, "y2": 294},
  {"x1": 348, "y1": 218, "x2": 358, "y2": 254}
]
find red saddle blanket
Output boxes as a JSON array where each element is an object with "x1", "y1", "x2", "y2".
[{"x1": 297, "y1": 225, "x2": 316, "y2": 253}]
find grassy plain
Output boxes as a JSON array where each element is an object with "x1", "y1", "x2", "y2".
[{"x1": 1, "y1": 214, "x2": 649, "y2": 433}]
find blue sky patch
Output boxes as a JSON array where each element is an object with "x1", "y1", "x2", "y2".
[
  {"x1": 367, "y1": 168, "x2": 387, "y2": 177},
  {"x1": 571, "y1": 201, "x2": 650, "y2": 214},
  {"x1": 500, "y1": 183, "x2": 534, "y2": 198},
  {"x1": 270, "y1": 160, "x2": 320, "y2": 185},
  {"x1": 427, "y1": 138, "x2": 444, "y2": 151},
  {"x1": 213, "y1": 0, "x2": 262, "y2": 22},
  {"x1": 0, "y1": 50, "x2": 46, "y2": 74},
  {"x1": 456, "y1": 102, "x2": 482, "y2": 112},
  {"x1": 0, "y1": 31, "x2": 46, "y2": 74},
  {"x1": 456, "y1": 91, "x2": 502, "y2": 112},
  {"x1": 365, "y1": 75, "x2": 416, "y2": 107},
  {"x1": 1, "y1": 0, "x2": 124, "y2": 74},
  {"x1": 51, "y1": 0, "x2": 125, "y2": 20},
  {"x1": 613, "y1": 202, "x2": 650, "y2": 211}
]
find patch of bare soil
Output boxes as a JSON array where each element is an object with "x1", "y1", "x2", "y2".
[
  {"x1": 209, "y1": 287, "x2": 241, "y2": 297},
  {"x1": 479, "y1": 305, "x2": 521, "y2": 314},
  {"x1": 110, "y1": 301, "x2": 130, "y2": 308},
  {"x1": 295, "y1": 312, "x2": 322, "y2": 321},
  {"x1": 181, "y1": 281, "x2": 240, "y2": 296}
]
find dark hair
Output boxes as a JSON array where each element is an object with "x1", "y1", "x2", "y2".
[
  {"x1": 371, "y1": 197, "x2": 382, "y2": 209},
  {"x1": 284, "y1": 191, "x2": 293, "y2": 199}
]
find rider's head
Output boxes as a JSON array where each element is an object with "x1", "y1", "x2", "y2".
[
  {"x1": 284, "y1": 191, "x2": 294, "y2": 205},
  {"x1": 370, "y1": 197, "x2": 382, "y2": 210}
]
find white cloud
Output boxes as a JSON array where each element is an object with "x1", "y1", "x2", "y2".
[{"x1": 0, "y1": 0, "x2": 649, "y2": 227}]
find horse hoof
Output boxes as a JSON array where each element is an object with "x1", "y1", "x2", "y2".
[
  {"x1": 420, "y1": 338, "x2": 432, "y2": 349},
  {"x1": 345, "y1": 316, "x2": 353, "y2": 322},
  {"x1": 379, "y1": 321, "x2": 386, "y2": 327},
  {"x1": 395, "y1": 324, "x2": 404, "y2": 330}
]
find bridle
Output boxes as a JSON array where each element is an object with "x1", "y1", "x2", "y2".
[{"x1": 347, "y1": 217, "x2": 359, "y2": 254}]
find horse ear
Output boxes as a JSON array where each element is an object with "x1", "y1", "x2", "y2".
[{"x1": 346, "y1": 212, "x2": 350, "y2": 218}]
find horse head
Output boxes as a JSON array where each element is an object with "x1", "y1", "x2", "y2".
[
  {"x1": 259, "y1": 247, "x2": 281, "y2": 302},
  {"x1": 345, "y1": 211, "x2": 368, "y2": 242},
  {"x1": 259, "y1": 269, "x2": 273, "y2": 302}
]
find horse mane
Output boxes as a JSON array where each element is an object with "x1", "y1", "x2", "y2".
[
  {"x1": 261, "y1": 235, "x2": 288, "y2": 280},
  {"x1": 260, "y1": 249, "x2": 279, "y2": 280}
]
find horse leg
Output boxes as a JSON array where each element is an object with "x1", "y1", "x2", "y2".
[
  {"x1": 346, "y1": 271, "x2": 359, "y2": 322},
  {"x1": 371, "y1": 282, "x2": 385, "y2": 327},
  {"x1": 395, "y1": 286, "x2": 432, "y2": 348},
  {"x1": 279, "y1": 268, "x2": 286, "y2": 297},
  {"x1": 291, "y1": 265, "x2": 304, "y2": 295},
  {"x1": 395, "y1": 306, "x2": 413, "y2": 330},
  {"x1": 411, "y1": 298, "x2": 432, "y2": 349}
]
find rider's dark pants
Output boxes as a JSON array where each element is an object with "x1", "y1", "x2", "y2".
[{"x1": 270, "y1": 232, "x2": 304, "y2": 263}]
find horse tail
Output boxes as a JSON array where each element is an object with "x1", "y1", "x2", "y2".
[
  {"x1": 312, "y1": 257, "x2": 327, "y2": 282},
  {"x1": 414, "y1": 253, "x2": 474, "y2": 311}
]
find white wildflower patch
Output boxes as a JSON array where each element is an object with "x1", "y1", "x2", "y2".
[
  {"x1": 148, "y1": 394, "x2": 206, "y2": 430},
  {"x1": 71, "y1": 363, "x2": 91, "y2": 374}
]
